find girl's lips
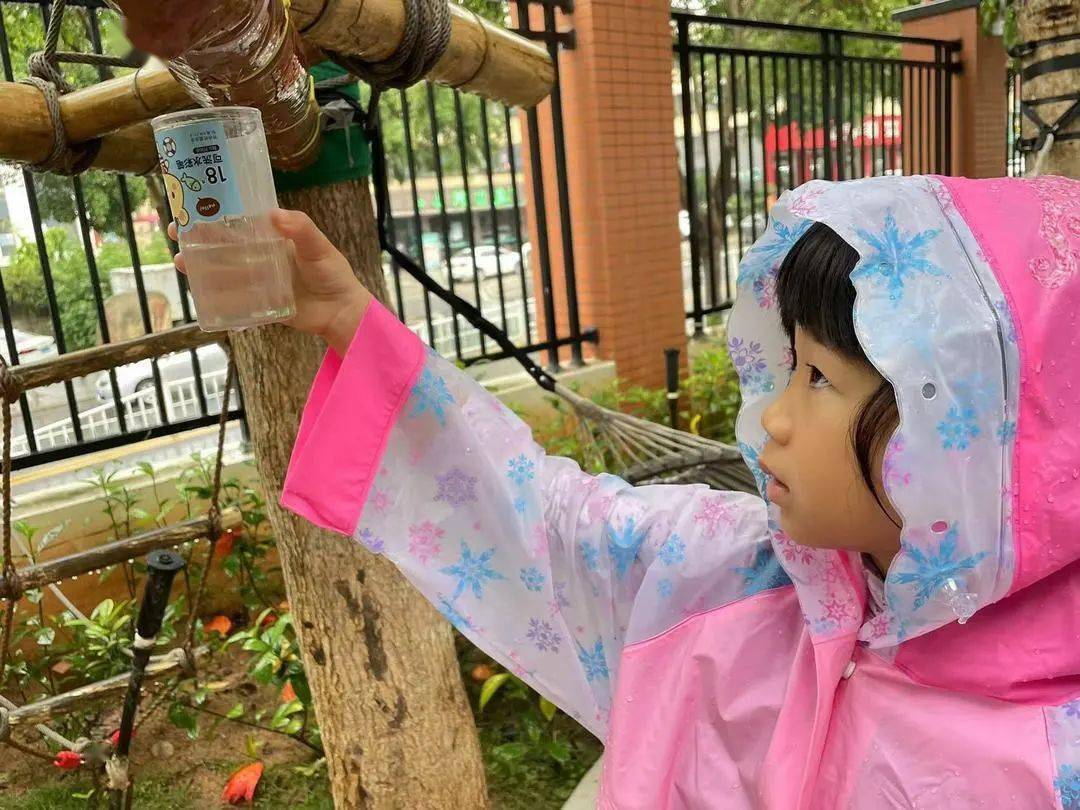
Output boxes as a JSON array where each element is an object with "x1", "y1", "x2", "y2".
[{"x1": 766, "y1": 478, "x2": 790, "y2": 504}]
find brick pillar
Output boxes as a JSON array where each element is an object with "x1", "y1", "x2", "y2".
[
  {"x1": 517, "y1": 0, "x2": 686, "y2": 389},
  {"x1": 894, "y1": 0, "x2": 1008, "y2": 178}
]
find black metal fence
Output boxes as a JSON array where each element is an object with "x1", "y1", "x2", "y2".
[
  {"x1": 0, "y1": 0, "x2": 583, "y2": 470},
  {"x1": 672, "y1": 13, "x2": 961, "y2": 334},
  {"x1": 378, "y1": 0, "x2": 587, "y2": 373}
]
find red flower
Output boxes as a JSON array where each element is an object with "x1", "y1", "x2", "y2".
[
  {"x1": 280, "y1": 680, "x2": 297, "y2": 703},
  {"x1": 260, "y1": 612, "x2": 277, "y2": 630},
  {"x1": 213, "y1": 528, "x2": 239, "y2": 562},
  {"x1": 204, "y1": 615, "x2": 233, "y2": 636},
  {"x1": 222, "y1": 761, "x2": 264, "y2": 805},
  {"x1": 108, "y1": 728, "x2": 135, "y2": 748},
  {"x1": 53, "y1": 751, "x2": 83, "y2": 770}
]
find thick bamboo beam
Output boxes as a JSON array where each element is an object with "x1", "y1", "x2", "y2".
[
  {"x1": 291, "y1": 0, "x2": 554, "y2": 108},
  {"x1": 6, "y1": 646, "x2": 208, "y2": 727},
  {"x1": 6, "y1": 324, "x2": 224, "y2": 394},
  {"x1": 0, "y1": 0, "x2": 553, "y2": 174},
  {"x1": 0, "y1": 509, "x2": 241, "y2": 600}
]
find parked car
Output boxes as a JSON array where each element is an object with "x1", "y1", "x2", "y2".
[
  {"x1": 95, "y1": 342, "x2": 228, "y2": 402},
  {"x1": 2, "y1": 328, "x2": 57, "y2": 364},
  {"x1": 447, "y1": 246, "x2": 522, "y2": 282}
]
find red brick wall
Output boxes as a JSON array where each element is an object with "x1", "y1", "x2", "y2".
[
  {"x1": 899, "y1": 4, "x2": 1008, "y2": 178},
  {"x1": 517, "y1": 0, "x2": 687, "y2": 390}
]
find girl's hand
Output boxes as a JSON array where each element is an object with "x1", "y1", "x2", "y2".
[{"x1": 168, "y1": 209, "x2": 372, "y2": 355}]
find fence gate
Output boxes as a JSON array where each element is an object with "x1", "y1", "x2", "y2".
[{"x1": 672, "y1": 13, "x2": 960, "y2": 334}]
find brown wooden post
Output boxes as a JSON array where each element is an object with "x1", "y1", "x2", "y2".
[{"x1": 231, "y1": 178, "x2": 488, "y2": 808}]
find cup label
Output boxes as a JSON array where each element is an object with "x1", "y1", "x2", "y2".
[{"x1": 155, "y1": 121, "x2": 243, "y2": 234}]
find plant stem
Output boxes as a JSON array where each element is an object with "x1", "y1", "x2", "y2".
[{"x1": 181, "y1": 700, "x2": 324, "y2": 755}]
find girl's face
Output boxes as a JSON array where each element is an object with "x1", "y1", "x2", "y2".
[{"x1": 759, "y1": 327, "x2": 902, "y2": 572}]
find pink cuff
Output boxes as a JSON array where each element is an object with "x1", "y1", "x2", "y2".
[{"x1": 281, "y1": 300, "x2": 426, "y2": 535}]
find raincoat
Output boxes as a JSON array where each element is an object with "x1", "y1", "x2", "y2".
[{"x1": 281, "y1": 175, "x2": 1080, "y2": 809}]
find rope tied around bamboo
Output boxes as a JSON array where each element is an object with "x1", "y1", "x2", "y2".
[{"x1": 16, "y1": 0, "x2": 143, "y2": 175}]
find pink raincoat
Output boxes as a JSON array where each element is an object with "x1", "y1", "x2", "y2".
[{"x1": 282, "y1": 175, "x2": 1080, "y2": 809}]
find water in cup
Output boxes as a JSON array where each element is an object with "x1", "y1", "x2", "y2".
[{"x1": 152, "y1": 107, "x2": 295, "y2": 331}]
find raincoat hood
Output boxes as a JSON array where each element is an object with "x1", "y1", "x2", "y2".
[{"x1": 728, "y1": 175, "x2": 1080, "y2": 703}]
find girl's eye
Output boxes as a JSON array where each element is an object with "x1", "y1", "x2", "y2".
[{"x1": 807, "y1": 364, "x2": 831, "y2": 389}]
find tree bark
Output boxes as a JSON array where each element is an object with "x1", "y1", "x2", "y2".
[
  {"x1": 1017, "y1": 0, "x2": 1079, "y2": 177},
  {"x1": 230, "y1": 177, "x2": 489, "y2": 808}
]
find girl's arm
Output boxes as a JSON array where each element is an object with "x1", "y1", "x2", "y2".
[{"x1": 173, "y1": 211, "x2": 772, "y2": 740}]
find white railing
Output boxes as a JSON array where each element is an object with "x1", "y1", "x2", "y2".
[
  {"x1": 12, "y1": 369, "x2": 234, "y2": 458},
  {"x1": 409, "y1": 297, "x2": 538, "y2": 359}
]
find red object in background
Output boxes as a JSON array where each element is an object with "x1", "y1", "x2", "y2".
[
  {"x1": 280, "y1": 680, "x2": 297, "y2": 703},
  {"x1": 213, "y1": 528, "x2": 239, "y2": 563},
  {"x1": 108, "y1": 728, "x2": 137, "y2": 747},
  {"x1": 53, "y1": 751, "x2": 84, "y2": 770},
  {"x1": 222, "y1": 761, "x2": 264, "y2": 805},
  {"x1": 763, "y1": 115, "x2": 903, "y2": 187}
]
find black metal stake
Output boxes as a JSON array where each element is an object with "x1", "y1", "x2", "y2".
[
  {"x1": 665, "y1": 348, "x2": 681, "y2": 430},
  {"x1": 108, "y1": 550, "x2": 185, "y2": 810}
]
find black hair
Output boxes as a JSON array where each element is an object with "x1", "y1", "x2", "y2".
[{"x1": 774, "y1": 221, "x2": 899, "y2": 518}]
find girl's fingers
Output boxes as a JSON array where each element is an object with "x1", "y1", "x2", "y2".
[
  {"x1": 174, "y1": 251, "x2": 187, "y2": 274},
  {"x1": 167, "y1": 220, "x2": 178, "y2": 242},
  {"x1": 270, "y1": 208, "x2": 338, "y2": 262}
]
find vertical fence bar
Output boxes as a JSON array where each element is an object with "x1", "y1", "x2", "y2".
[
  {"x1": 478, "y1": 100, "x2": 511, "y2": 335},
  {"x1": 729, "y1": 52, "x2": 745, "y2": 260},
  {"x1": 502, "y1": 105, "x2": 534, "y2": 344},
  {"x1": 820, "y1": 33, "x2": 834, "y2": 180},
  {"x1": 451, "y1": 90, "x2": 487, "y2": 357},
  {"x1": 783, "y1": 56, "x2": 794, "y2": 191},
  {"x1": 400, "y1": 89, "x2": 438, "y2": 348},
  {"x1": 425, "y1": 84, "x2": 469, "y2": 362},
  {"x1": 516, "y1": 0, "x2": 560, "y2": 369},
  {"x1": 540, "y1": 0, "x2": 583, "y2": 365},
  {"x1": 755, "y1": 55, "x2": 767, "y2": 231},
  {"x1": 713, "y1": 52, "x2": 732, "y2": 306},
  {"x1": 677, "y1": 19, "x2": 703, "y2": 335},
  {"x1": 698, "y1": 52, "x2": 718, "y2": 314},
  {"x1": 745, "y1": 55, "x2": 759, "y2": 240}
]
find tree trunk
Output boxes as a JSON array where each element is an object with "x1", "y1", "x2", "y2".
[
  {"x1": 230, "y1": 177, "x2": 489, "y2": 808},
  {"x1": 1017, "y1": 0, "x2": 1080, "y2": 177}
]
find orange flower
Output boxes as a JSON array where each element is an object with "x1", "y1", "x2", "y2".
[
  {"x1": 280, "y1": 680, "x2": 297, "y2": 703},
  {"x1": 204, "y1": 615, "x2": 233, "y2": 636},
  {"x1": 222, "y1": 761, "x2": 263, "y2": 805},
  {"x1": 471, "y1": 664, "x2": 496, "y2": 682},
  {"x1": 212, "y1": 529, "x2": 238, "y2": 562},
  {"x1": 53, "y1": 751, "x2": 83, "y2": 770}
]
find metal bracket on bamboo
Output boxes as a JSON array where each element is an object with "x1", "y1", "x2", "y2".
[
  {"x1": 5, "y1": 645, "x2": 209, "y2": 728},
  {"x1": 2, "y1": 324, "x2": 226, "y2": 398},
  {"x1": 0, "y1": 508, "x2": 241, "y2": 600}
]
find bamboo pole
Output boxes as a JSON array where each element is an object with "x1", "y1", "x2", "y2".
[
  {"x1": 6, "y1": 324, "x2": 224, "y2": 394},
  {"x1": 5, "y1": 646, "x2": 208, "y2": 728},
  {"x1": 290, "y1": 0, "x2": 554, "y2": 107},
  {"x1": 0, "y1": 509, "x2": 241, "y2": 600},
  {"x1": 0, "y1": 0, "x2": 553, "y2": 174}
]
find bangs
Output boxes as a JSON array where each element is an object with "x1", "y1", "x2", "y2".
[{"x1": 775, "y1": 221, "x2": 864, "y2": 361}]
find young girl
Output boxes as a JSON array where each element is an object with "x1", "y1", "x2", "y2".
[{"x1": 173, "y1": 175, "x2": 1080, "y2": 808}]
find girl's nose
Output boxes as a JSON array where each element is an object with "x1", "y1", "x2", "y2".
[{"x1": 762, "y1": 394, "x2": 793, "y2": 445}]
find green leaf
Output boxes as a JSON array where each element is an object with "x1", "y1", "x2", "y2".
[
  {"x1": 290, "y1": 675, "x2": 312, "y2": 706},
  {"x1": 492, "y1": 742, "x2": 529, "y2": 762},
  {"x1": 226, "y1": 702, "x2": 245, "y2": 720},
  {"x1": 24, "y1": 588, "x2": 43, "y2": 605},
  {"x1": 478, "y1": 672, "x2": 511, "y2": 712},
  {"x1": 545, "y1": 740, "x2": 572, "y2": 764},
  {"x1": 35, "y1": 627, "x2": 55, "y2": 646},
  {"x1": 284, "y1": 716, "x2": 304, "y2": 736},
  {"x1": 538, "y1": 697, "x2": 558, "y2": 723},
  {"x1": 191, "y1": 687, "x2": 210, "y2": 706},
  {"x1": 245, "y1": 734, "x2": 263, "y2": 760},
  {"x1": 167, "y1": 703, "x2": 198, "y2": 739},
  {"x1": 136, "y1": 461, "x2": 155, "y2": 478}
]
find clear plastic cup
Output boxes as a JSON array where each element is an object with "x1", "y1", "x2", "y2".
[{"x1": 151, "y1": 107, "x2": 295, "y2": 331}]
